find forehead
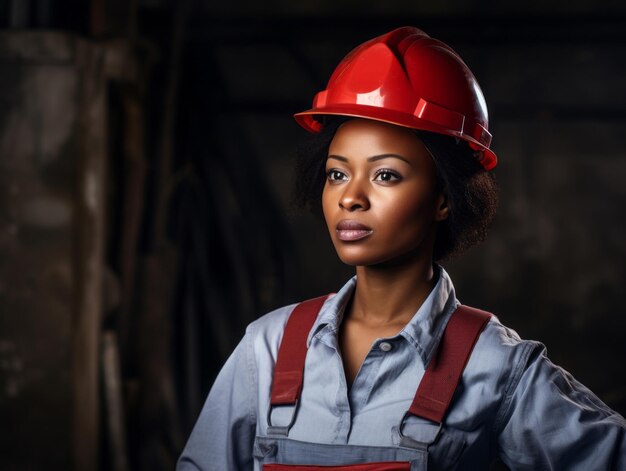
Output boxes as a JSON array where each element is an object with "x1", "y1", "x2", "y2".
[{"x1": 328, "y1": 118, "x2": 431, "y2": 162}]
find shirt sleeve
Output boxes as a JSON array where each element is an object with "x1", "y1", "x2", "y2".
[
  {"x1": 177, "y1": 329, "x2": 257, "y2": 471},
  {"x1": 496, "y1": 342, "x2": 626, "y2": 470}
]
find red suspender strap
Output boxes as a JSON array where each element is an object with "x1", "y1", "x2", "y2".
[
  {"x1": 270, "y1": 297, "x2": 491, "y2": 426},
  {"x1": 270, "y1": 295, "x2": 331, "y2": 406},
  {"x1": 408, "y1": 305, "x2": 492, "y2": 423}
]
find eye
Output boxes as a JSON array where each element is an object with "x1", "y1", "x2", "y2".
[
  {"x1": 373, "y1": 169, "x2": 401, "y2": 182},
  {"x1": 326, "y1": 169, "x2": 348, "y2": 182}
]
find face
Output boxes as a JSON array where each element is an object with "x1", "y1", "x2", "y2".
[{"x1": 322, "y1": 119, "x2": 449, "y2": 267}]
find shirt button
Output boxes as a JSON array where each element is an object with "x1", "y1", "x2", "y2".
[{"x1": 379, "y1": 342, "x2": 392, "y2": 352}]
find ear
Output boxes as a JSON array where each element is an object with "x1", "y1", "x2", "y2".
[{"x1": 434, "y1": 192, "x2": 450, "y2": 222}]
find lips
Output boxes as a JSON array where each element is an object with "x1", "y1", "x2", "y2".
[{"x1": 336, "y1": 220, "x2": 373, "y2": 241}]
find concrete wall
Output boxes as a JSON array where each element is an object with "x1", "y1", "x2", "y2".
[{"x1": 0, "y1": 32, "x2": 107, "y2": 470}]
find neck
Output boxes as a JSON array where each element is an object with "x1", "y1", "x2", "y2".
[{"x1": 350, "y1": 253, "x2": 437, "y2": 326}]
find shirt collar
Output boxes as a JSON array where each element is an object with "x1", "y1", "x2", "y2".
[{"x1": 306, "y1": 264, "x2": 459, "y2": 366}]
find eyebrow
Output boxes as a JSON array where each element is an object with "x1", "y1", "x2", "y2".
[{"x1": 327, "y1": 153, "x2": 411, "y2": 164}]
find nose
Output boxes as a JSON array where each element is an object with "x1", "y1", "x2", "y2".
[{"x1": 339, "y1": 180, "x2": 370, "y2": 212}]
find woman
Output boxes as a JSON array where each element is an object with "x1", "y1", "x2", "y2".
[{"x1": 178, "y1": 27, "x2": 625, "y2": 470}]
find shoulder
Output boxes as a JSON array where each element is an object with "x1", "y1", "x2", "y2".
[
  {"x1": 239, "y1": 298, "x2": 331, "y2": 404},
  {"x1": 245, "y1": 293, "x2": 335, "y2": 346},
  {"x1": 469, "y1": 315, "x2": 548, "y2": 392},
  {"x1": 460, "y1": 309, "x2": 544, "y2": 377},
  {"x1": 475, "y1": 315, "x2": 544, "y2": 364},
  {"x1": 458, "y1": 313, "x2": 547, "y2": 421},
  {"x1": 244, "y1": 301, "x2": 299, "y2": 348},
  {"x1": 463, "y1": 310, "x2": 542, "y2": 369}
]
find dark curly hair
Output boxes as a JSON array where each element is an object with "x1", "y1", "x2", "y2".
[{"x1": 293, "y1": 116, "x2": 498, "y2": 262}]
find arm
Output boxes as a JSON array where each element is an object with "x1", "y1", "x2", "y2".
[
  {"x1": 177, "y1": 330, "x2": 257, "y2": 470},
  {"x1": 496, "y1": 343, "x2": 626, "y2": 470}
]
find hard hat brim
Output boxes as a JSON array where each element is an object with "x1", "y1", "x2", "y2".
[{"x1": 294, "y1": 105, "x2": 497, "y2": 171}]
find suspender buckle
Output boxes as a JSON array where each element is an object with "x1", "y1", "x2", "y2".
[
  {"x1": 398, "y1": 411, "x2": 442, "y2": 449},
  {"x1": 266, "y1": 399, "x2": 300, "y2": 437}
]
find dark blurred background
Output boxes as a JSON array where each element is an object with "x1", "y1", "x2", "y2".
[{"x1": 0, "y1": 0, "x2": 625, "y2": 470}]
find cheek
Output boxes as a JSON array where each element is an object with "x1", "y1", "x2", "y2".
[
  {"x1": 321, "y1": 184, "x2": 335, "y2": 225},
  {"x1": 321, "y1": 184, "x2": 330, "y2": 212},
  {"x1": 380, "y1": 190, "x2": 436, "y2": 233}
]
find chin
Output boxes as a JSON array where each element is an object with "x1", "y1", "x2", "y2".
[
  {"x1": 333, "y1": 242, "x2": 432, "y2": 269},
  {"x1": 336, "y1": 255, "x2": 371, "y2": 267},
  {"x1": 333, "y1": 245, "x2": 378, "y2": 266},
  {"x1": 335, "y1": 249, "x2": 406, "y2": 268}
]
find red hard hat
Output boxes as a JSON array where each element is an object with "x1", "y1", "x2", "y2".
[{"x1": 294, "y1": 27, "x2": 497, "y2": 170}]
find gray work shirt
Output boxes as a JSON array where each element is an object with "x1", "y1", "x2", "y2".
[{"x1": 178, "y1": 266, "x2": 626, "y2": 470}]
